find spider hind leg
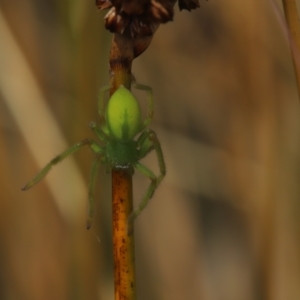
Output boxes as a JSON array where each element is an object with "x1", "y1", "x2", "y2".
[{"x1": 128, "y1": 129, "x2": 166, "y2": 234}]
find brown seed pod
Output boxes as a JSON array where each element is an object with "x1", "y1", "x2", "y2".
[
  {"x1": 95, "y1": 0, "x2": 113, "y2": 9},
  {"x1": 97, "y1": 0, "x2": 174, "y2": 38},
  {"x1": 178, "y1": 0, "x2": 200, "y2": 11},
  {"x1": 97, "y1": 0, "x2": 200, "y2": 57}
]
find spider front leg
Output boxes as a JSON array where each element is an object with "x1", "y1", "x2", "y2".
[
  {"x1": 128, "y1": 129, "x2": 166, "y2": 233},
  {"x1": 89, "y1": 121, "x2": 109, "y2": 141},
  {"x1": 22, "y1": 138, "x2": 101, "y2": 190},
  {"x1": 22, "y1": 138, "x2": 105, "y2": 229},
  {"x1": 97, "y1": 85, "x2": 111, "y2": 124},
  {"x1": 132, "y1": 82, "x2": 154, "y2": 129}
]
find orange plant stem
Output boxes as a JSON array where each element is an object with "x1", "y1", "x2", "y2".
[
  {"x1": 109, "y1": 33, "x2": 136, "y2": 300},
  {"x1": 112, "y1": 168, "x2": 136, "y2": 300}
]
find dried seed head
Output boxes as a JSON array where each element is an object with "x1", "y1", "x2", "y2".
[
  {"x1": 97, "y1": 0, "x2": 174, "y2": 38},
  {"x1": 97, "y1": 0, "x2": 200, "y2": 57},
  {"x1": 178, "y1": 0, "x2": 200, "y2": 11},
  {"x1": 105, "y1": 7, "x2": 129, "y2": 33},
  {"x1": 151, "y1": 0, "x2": 173, "y2": 22},
  {"x1": 96, "y1": 0, "x2": 113, "y2": 10}
]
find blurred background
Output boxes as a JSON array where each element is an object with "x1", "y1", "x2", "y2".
[{"x1": 1, "y1": 0, "x2": 300, "y2": 299}]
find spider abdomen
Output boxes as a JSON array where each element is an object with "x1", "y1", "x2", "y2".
[{"x1": 106, "y1": 86, "x2": 142, "y2": 141}]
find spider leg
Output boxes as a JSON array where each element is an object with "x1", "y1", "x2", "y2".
[
  {"x1": 98, "y1": 85, "x2": 111, "y2": 124},
  {"x1": 132, "y1": 82, "x2": 154, "y2": 129},
  {"x1": 86, "y1": 155, "x2": 103, "y2": 229},
  {"x1": 128, "y1": 129, "x2": 166, "y2": 233},
  {"x1": 22, "y1": 138, "x2": 102, "y2": 190},
  {"x1": 89, "y1": 121, "x2": 109, "y2": 142}
]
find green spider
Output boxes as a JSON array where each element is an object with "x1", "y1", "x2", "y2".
[{"x1": 22, "y1": 83, "x2": 166, "y2": 230}]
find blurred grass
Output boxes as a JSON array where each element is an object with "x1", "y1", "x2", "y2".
[{"x1": 1, "y1": 0, "x2": 300, "y2": 299}]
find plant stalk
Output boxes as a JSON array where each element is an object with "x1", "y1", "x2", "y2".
[
  {"x1": 282, "y1": 0, "x2": 300, "y2": 94},
  {"x1": 112, "y1": 168, "x2": 136, "y2": 300},
  {"x1": 109, "y1": 33, "x2": 136, "y2": 300}
]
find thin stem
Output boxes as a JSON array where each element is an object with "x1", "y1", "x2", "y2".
[
  {"x1": 282, "y1": 0, "x2": 300, "y2": 95},
  {"x1": 112, "y1": 168, "x2": 136, "y2": 300},
  {"x1": 109, "y1": 33, "x2": 136, "y2": 300},
  {"x1": 109, "y1": 34, "x2": 134, "y2": 91}
]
